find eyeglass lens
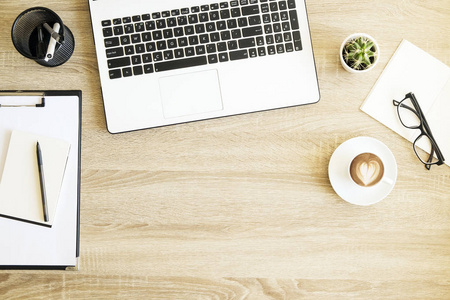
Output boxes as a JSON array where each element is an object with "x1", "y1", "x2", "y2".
[
  {"x1": 414, "y1": 134, "x2": 440, "y2": 165},
  {"x1": 397, "y1": 97, "x2": 421, "y2": 128}
]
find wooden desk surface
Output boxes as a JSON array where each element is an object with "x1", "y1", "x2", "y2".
[{"x1": 1, "y1": 0, "x2": 449, "y2": 298}]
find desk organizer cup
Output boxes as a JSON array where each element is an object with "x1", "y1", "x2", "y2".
[{"x1": 11, "y1": 7, "x2": 75, "y2": 67}]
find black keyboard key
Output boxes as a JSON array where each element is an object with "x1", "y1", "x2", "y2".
[
  {"x1": 220, "y1": 9, "x2": 231, "y2": 19},
  {"x1": 132, "y1": 15, "x2": 141, "y2": 22},
  {"x1": 120, "y1": 35, "x2": 130, "y2": 45},
  {"x1": 199, "y1": 13, "x2": 209, "y2": 22},
  {"x1": 145, "y1": 21, "x2": 156, "y2": 31},
  {"x1": 258, "y1": 47, "x2": 266, "y2": 56},
  {"x1": 210, "y1": 11, "x2": 220, "y2": 21},
  {"x1": 167, "y1": 39, "x2": 177, "y2": 48},
  {"x1": 241, "y1": 5, "x2": 260, "y2": 16},
  {"x1": 106, "y1": 47, "x2": 124, "y2": 58},
  {"x1": 210, "y1": 3, "x2": 219, "y2": 10},
  {"x1": 285, "y1": 42, "x2": 294, "y2": 52},
  {"x1": 248, "y1": 15, "x2": 261, "y2": 25},
  {"x1": 219, "y1": 52, "x2": 229, "y2": 62},
  {"x1": 152, "y1": 12, "x2": 161, "y2": 19},
  {"x1": 102, "y1": 20, "x2": 111, "y2": 27},
  {"x1": 178, "y1": 16, "x2": 188, "y2": 25},
  {"x1": 131, "y1": 34, "x2": 141, "y2": 43},
  {"x1": 217, "y1": 42, "x2": 227, "y2": 52},
  {"x1": 153, "y1": 52, "x2": 163, "y2": 61},
  {"x1": 293, "y1": 30, "x2": 302, "y2": 50},
  {"x1": 142, "y1": 14, "x2": 151, "y2": 20},
  {"x1": 162, "y1": 11, "x2": 171, "y2": 18},
  {"x1": 113, "y1": 26, "x2": 124, "y2": 35},
  {"x1": 220, "y1": 2, "x2": 229, "y2": 8},
  {"x1": 287, "y1": 0, "x2": 296, "y2": 9},
  {"x1": 113, "y1": 18, "x2": 122, "y2": 25},
  {"x1": 105, "y1": 37, "x2": 120, "y2": 48},
  {"x1": 238, "y1": 37, "x2": 256, "y2": 48},
  {"x1": 146, "y1": 42, "x2": 156, "y2": 52},
  {"x1": 164, "y1": 50, "x2": 174, "y2": 60},
  {"x1": 144, "y1": 64, "x2": 154, "y2": 74},
  {"x1": 174, "y1": 49, "x2": 184, "y2": 58},
  {"x1": 135, "y1": 44, "x2": 146, "y2": 53},
  {"x1": 270, "y1": 2, "x2": 278, "y2": 11},
  {"x1": 231, "y1": 8, "x2": 241, "y2": 17},
  {"x1": 103, "y1": 27, "x2": 113, "y2": 37},
  {"x1": 107, "y1": 57, "x2": 131, "y2": 69},
  {"x1": 279, "y1": 1, "x2": 288, "y2": 10},
  {"x1": 125, "y1": 45, "x2": 135, "y2": 55},
  {"x1": 135, "y1": 22, "x2": 145, "y2": 32},
  {"x1": 143, "y1": 54, "x2": 152, "y2": 63},
  {"x1": 123, "y1": 17, "x2": 131, "y2": 23},
  {"x1": 230, "y1": 0, "x2": 239, "y2": 6},
  {"x1": 289, "y1": 9, "x2": 299, "y2": 30},
  {"x1": 122, "y1": 67, "x2": 132, "y2": 77},
  {"x1": 185, "y1": 47, "x2": 195, "y2": 56},
  {"x1": 172, "y1": 9, "x2": 180, "y2": 16},
  {"x1": 267, "y1": 45, "x2": 276, "y2": 55},
  {"x1": 191, "y1": 6, "x2": 200, "y2": 13},
  {"x1": 156, "y1": 19, "x2": 166, "y2": 29},
  {"x1": 109, "y1": 69, "x2": 121, "y2": 79},
  {"x1": 249, "y1": 48, "x2": 257, "y2": 57},
  {"x1": 196, "y1": 45, "x2": 206, "y2": 55},
  {"x1": 131, "y1": 55, "x2": 142, "y2": 65},
  {"x1": 201, "y1": 5, "x2": 210, "y2": 11},
  {"x1": 208, "y1": 54, "x2": 218, "y2": 64},
  {"x1": 154, "y1": 56, "x2": 207, "y2": 72},
  {"x1": 242, "y1": 25, "x2": 263, "y2": 37},
  {"x1": 124, "y1": 24, "x2": 134, "y2": 34},
  {"x1": 167, "y1": 18, "x2": 177, "y2": 27},
  {"x1": 142, "y1": 32, "x2": 152, "y2": 42},
  {"x1": 227, "y1": 40, "x2": 238, "y2": 50},
  {"x1": 276, "y1": 44, "x2": 285, "y2": 53},
  {"x1": 181, "y1": 8, "x2": 190, "y2": 14},
  {"x1": 206, "y1": 43, "x2": 217, "y2": 53},
  {"x1": 229, "y1": 49, "x2": 248, "y2": 60},
  {"x1": 188, "y1": 14, "x2": 199, "y2": 24},
  {"x1": 163, "y1": 29, "x2": 173, "y2": 39}
]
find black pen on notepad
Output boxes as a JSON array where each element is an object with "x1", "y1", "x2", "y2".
[{"x1": 36, "y1": 142, "x2": 49, "y2": 222}]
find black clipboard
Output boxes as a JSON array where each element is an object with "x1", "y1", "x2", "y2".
[{"x1": 0, "y1": 90, "x2": 81, "y2": 270}]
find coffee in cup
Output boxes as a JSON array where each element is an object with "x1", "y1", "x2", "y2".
[{"x1": 349, "y1": 152, "x2": 385, "y2": 187}]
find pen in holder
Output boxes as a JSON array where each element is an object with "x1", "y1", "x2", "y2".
[{"x1": 11, "y1": 7, "x2": 75, "y2": 67}]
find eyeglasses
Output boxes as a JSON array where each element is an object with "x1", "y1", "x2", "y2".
[{"x1": 393, "y1": 92, "x2": 445, "y2": 170}]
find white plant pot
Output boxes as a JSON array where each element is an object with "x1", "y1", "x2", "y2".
[{"x1": 340, "y1": 33, "x2": 380, "y2": 73}]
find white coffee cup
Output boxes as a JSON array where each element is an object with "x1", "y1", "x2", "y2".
[{"x1": 348, "y1": 152, "x2": 394, "y2": 187}]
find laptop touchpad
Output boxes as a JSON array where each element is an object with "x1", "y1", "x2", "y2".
[{"x1": 159, "y1": 69, "x2": 223, "y2": 119}]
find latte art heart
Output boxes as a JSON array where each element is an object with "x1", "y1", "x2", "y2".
[{"x1": 350, "y1": 153, "x2": 384, "y2": 187}]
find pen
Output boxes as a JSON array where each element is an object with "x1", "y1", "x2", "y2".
[
  {"x1": 36, "y1": 142, "x2": 49, "y2": 222},
  {"x1": 44, "y1": 22, "x2": 61, "y2": 61},
  {"x1": 36, "y1": 24, "x2": 46, "y2": 59}
]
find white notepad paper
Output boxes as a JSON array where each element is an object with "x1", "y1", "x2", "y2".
[
  {"x1": 361, "y1": 40, "x2": 450, "y2": 167},
  {"x1": 0, "y1": 130, "x2": 70, "y2": 226}
]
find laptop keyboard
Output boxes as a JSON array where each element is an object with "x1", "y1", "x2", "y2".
[{"x1": 101, "y1": 0, "x2": 303, "y2": 80}]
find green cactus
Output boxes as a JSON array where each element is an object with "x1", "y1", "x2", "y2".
[{"x1": 343, "y1": 36, "x2": 378, "y2": 71}]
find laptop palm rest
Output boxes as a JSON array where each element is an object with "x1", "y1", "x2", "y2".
[{"x1": 159, "y1": 69, "x2": 224, "y2": 119}]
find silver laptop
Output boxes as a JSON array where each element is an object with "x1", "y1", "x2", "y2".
[{"x1": 89, "y1": 0, "x2": 320, "y2": 133}]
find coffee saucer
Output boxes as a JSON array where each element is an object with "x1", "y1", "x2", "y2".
[{"x1": 328, "y1": 136, "x2": 397, "y2": 206}]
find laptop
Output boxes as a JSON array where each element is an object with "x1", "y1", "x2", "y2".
[{"x1": 88, "y1": 0, "x2": 320, "y2": 133}]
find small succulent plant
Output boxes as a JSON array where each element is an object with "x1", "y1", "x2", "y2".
[{"x1": 342, "y1": 36, "x2": 378, "y2": 71}]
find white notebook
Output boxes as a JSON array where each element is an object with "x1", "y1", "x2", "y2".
[
  {"x1": 0, "y1": 130, "x2": 70, "y2": 227},
  {"x1": 361, "y1": 40, "x2": 450, "y2": 167}
]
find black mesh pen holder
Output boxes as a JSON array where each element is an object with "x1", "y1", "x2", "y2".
[{"x1": 11, "y1": 7, "x2": 75, "y2": 67}]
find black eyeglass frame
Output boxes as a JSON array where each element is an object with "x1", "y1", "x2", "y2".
[{"x1": 393, "y1": 92, "x2": 445, "y2": 170}]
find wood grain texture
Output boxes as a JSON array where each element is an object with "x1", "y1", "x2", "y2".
[{"x1": 1, "y1": 0, "x2": 449, "y2": 298}]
